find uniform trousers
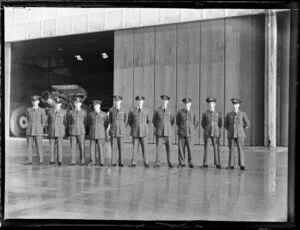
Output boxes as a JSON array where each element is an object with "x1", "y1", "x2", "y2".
[
  {"x1": 110, "y1": 137, "x2": 124, "y2": 165},
  {"x1": 90, "y1": 139, "x2": 105, "y2": 164},
  {"x1": 70, "y1": 135, "x2": 85, "y2": 164},
  {"x1": 178, "y1": 136, "x2": 193, "y2": 166},
  {"x1": 155, "y1": 136, "x2": 171, "y2": 165},
  {"x1": 27, "y1": 136, "x2": 43, "y2": 163},
  {"x1": 131, "y1": 137, "x2": 148, "y2": 165},
  {"x1": 203, "y1": 136, "x2": 220, "y2": 165},
  {"x1": 49, "y1": 137, "x2": 63, "y2": 163},
  {"x1": 228, "y1": 137, "x2": 245, "y2": 167}
]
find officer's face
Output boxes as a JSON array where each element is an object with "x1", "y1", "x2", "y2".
[
  {"x1": 137, "y1": 100, "x2": 144, "y2": 107},
  {"x1": 114, "y1": 100, "x2": 122, "y2": 107},
  {"x1": 94, "y1": 104, "x2": 100, "y2": 111},
  {"x1": 233, "y1": 103, "x2": 240, "y2": 110},
  {"x1": 74, "y1": 101, "x2": 82, "y2": 109},
  {"x1": 185, "y1": 102, "x2": 191, "y2": 109},
  {"x1": 55, "y1": 103, "x2": 62, "y2": 110},
  {"x1": 162, "y1": 99, "x2": 169, "y2": 107},
  {"x1": 32, "y1": 100, "x2": 39, "y2": 107},
  {"x1": 208, "y1": 102, "x2": 215, "y2": 110}
]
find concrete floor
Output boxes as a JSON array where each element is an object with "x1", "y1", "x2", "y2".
[{"x1": 4, "y1": 138, "x2": 288, "y2": 221}]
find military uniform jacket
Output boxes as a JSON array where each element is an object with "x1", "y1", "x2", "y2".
[
  {"x1": 26, "y1": 107, "x2": 47, "y2": 136},
  {"x1": 152, "y1": 106, "x2": 175, "y2": 137},
  {"x1": 108, "y1": 106, "x2": 128, "y2": 137},
  {"x1": 67, "y1": 109, "x2": 87, "y2": 136},
  {"x1": 127, "y1": 107, "x2": 151, "y2": 137},
  {"x1": 176, "y1": 108, "x2": 198, "y2": 137},
  {"x1": 87, "y1": 110, "x2": 109, "y2": 139},
  {"x1": 201, "y1": 109, "x2": 222, "y2": 138},
  {"x1": 224, "y1": 110, "x2": 250, "y2": 138},
  {"x1": 47, "y1": 108, "x2": 67, "y2": 137}
]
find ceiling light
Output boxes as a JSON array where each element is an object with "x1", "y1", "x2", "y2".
[
  {"x1": 58, "y1": 48, "x2": 63, "y2": 51},
  {"x1": 101, "y1": 53, "x2": 108, "y2": 59},
  {"x1": 74, "y1": 55, "x2": 83, "y2": 61}
]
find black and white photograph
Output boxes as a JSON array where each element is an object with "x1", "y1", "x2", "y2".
[{"x1": 1, "y1": 3, "x2": 298, "y2": 228}]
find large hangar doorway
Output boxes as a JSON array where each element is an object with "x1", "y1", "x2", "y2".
[{"x1": 9, "y1": 31, "x2": 114, "y2": 137}]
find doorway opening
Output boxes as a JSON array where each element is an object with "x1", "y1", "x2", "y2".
[{"x1": 9, "y1": 31, "x2": 114, "y2": 137}]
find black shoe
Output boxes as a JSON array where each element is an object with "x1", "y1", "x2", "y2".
[
  {"x1": 216, "y1": 165, "x2": 221, "y2": 169},
  {"x1": 177, "y1": 164, "x2": 185, "y2": 168},
  {"x1": 99, "y1": 163, "x2": 105, "y2": 167},
  {"x1": 58, "y1": 162, "x2": 62, "y2": 166},
  {"x1": 168, "y1": 164, "x2": 174, "y2": 168},
  {"x1": 201, "y1": 165, "x2": 208, "y2": 168},
  {"x1": 69, "y1": 163, "x2": 77, "y2": 166},
  {"x1": 226, "y1": 166, "x2": 234, "y2": 170},
  {"x1": 189, "y1": 164, "x2": 194, "y2": 168},
  {"x1": 119, "y1": 163, "x2": 124, "y2": 167},
  {"x1": 129, "y1": 164, "x2": 136, "y2": 167},
  {"x1": 153, "y1": 164, "x2": 160, "y2": 168},
  {"x1": 144, "y1": 164, "x2": 150, "y2": 168},
  {"x1": 49, "y1": 162, "x2": 55, "y2": 165},
  {"x1": 240, "y1": 166, "x2": 246, "y2": 170},
  {"x1": 26, "y1": 162, "x2": 32, "y2": 165},
  {"x1": 111, "y1": 164, "x2": 117, "y2": 167}
]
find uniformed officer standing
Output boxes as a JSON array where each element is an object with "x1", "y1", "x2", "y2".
[
  {"x1": 47, "y1": 97, "x2": 67, "y2": 165},
  {"x1": 87, "y1": 100, "x2": 109, "y2": 166},
  {"x1": 26, "y1": 95, "x2": 47, "y2": 165},
  {"x1": 108, "y1": 95, "x2": 128, "y2": 167},
  {"x1": 224, "y1": 98, "x2": 250, "y2": 170},
  {"x1": 176, "y1": 98, "x2": 198, "y2": 168},
  {"x1": 127, "y1": 95, "x2": 151, "y2": 168},
  {"x1": 201, "y1": 97, "x2": 222, "y2": 169},
  {"x1": 152, "y1": 95, "x2": 175, "y2": 168},
  {"x1": 67, "y1": 96, "x2": 87, "y2": 165}
]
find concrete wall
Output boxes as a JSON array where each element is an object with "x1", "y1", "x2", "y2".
[{"x1": 4, "y1": 7, "x2": 278, "y2": 42}]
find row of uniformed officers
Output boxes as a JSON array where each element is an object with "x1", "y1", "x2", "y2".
[{"x1": 26, "y1": 94, "x2": 250, "y2": 170}]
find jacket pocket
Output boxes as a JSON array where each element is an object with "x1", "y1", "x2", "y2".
[
  {"x1": 237, "y1": 127, "x2": 245, "y2": 137},
  {"x1": 60, "y1": 126, "x2": 65, "y2": 136},
  {"x1": 37, "y1": 124, "x2": 43, "y2": 134},
  {"x1": 119, "y1": 123, "x2": 125, "y2": 134}
]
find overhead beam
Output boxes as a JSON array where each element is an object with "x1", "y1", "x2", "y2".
[{"x1": 5, "y1": 8, "x2": 290, "y2": 42}]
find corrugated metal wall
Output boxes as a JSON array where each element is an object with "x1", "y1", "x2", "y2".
[{"x1": 114, "y1": 14, "x2": 266, "y2": 146}]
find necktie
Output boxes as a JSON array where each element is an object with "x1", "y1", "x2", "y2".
[
  {"x1": 138, "y1": 107, "x2": 141, "y2": 112},
  {"x1": 234, "y1": 112, "x2": 237, "y2": 128},
  {"x1": 163, "y1": 108, "x2": 166, "y2": 113}
]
